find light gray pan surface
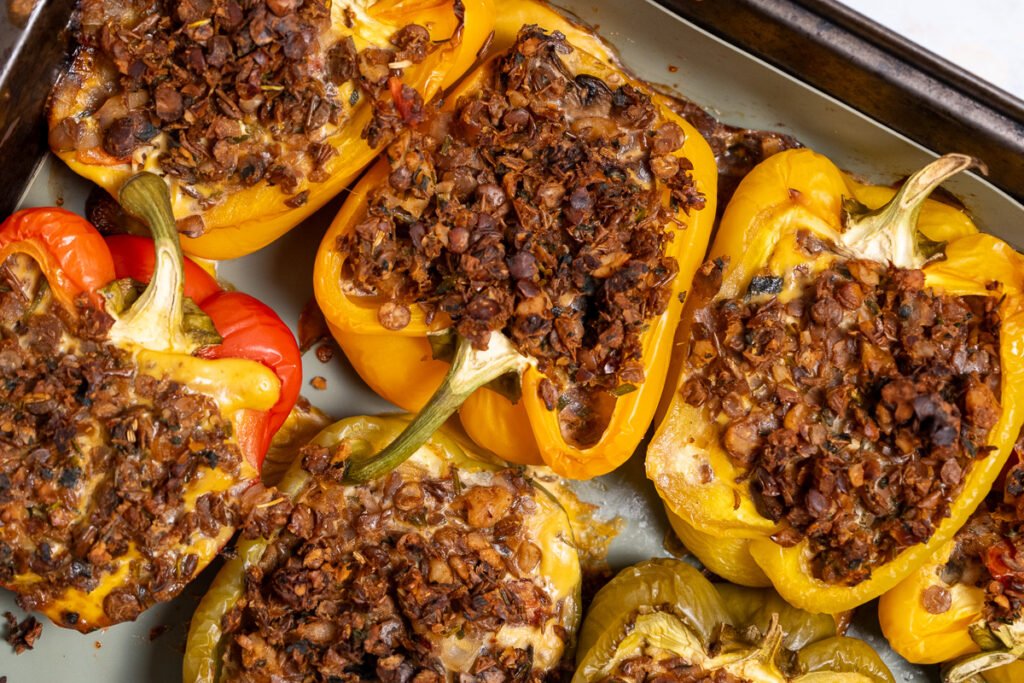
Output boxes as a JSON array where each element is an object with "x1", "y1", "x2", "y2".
[{"x1": 4, "y1": 0, "x2": 1024, "y2": 680}]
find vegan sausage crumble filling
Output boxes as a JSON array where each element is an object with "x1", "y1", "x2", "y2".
[
  {"x1": 938, "y1": 437, "x2": 1024, "y2": 625},
  {"x1": 599, "y1": 656, "x2": 749, "y2": 683},
  {"x1": 0, "y1": 256, "x2": 243, "y2": 626},
  {"x1": 683, "y1": 254, "x2": 1002, "y2": 585},
  {"x1": 338, "y1": 28, "x2": 704, "y2": 445},
  {"x1": 220, "y1": 442, "x2": 573, "y2": 682},
  {"x1": 50, "y1": 0, "x2": 436, "y2": 210}
]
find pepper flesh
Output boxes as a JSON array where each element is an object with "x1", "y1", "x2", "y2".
[
  {"x1": 183, "y1": 415, "x2": 582, "y2": 683},
  {"x1": 879, "y1": 539, "x2": 989, "y2": 666},
  {"x1": 648, "y1": 148, "x2": 1024, "y2": 613},
  {"x1": 313, "y1": 2, "x2": 717, "y2": 478},
  {"x1": 573, "y1": 558, "x2": 894, "y2": 683},
  {"x1": 0, "y1": 177, "x2": 299, "y2": 631},
  {"x1": 47, "y1": 0, "x2": 495, "y2": 260}
]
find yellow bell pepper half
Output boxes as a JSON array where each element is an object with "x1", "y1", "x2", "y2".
[
  {"x1": 313, "y1": 0, "x2": 717, "y2": 478},
  {"x1": 48, "y1": 0, "x2": 495, "y2": 260},
  {"x1": 648, "y1": 148, "x2": 1024, "y2": 613}
]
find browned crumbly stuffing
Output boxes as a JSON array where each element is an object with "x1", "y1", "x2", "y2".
[
  {"x1": 683, "y1": 257, "x2": 1002, "y2": 585},
  {"x1": 52, "y1": 0, "x2": 435, "y2": 206},
  {"x1": 315, "y1": 343, "x2": 334, "y2": 363},
  {"x1": 942, "y1": 438, "x2": 1024, "y2": 625},
  {"x1": 599, "y1": 656, "x2": 749, "y2": 683},
  {"x1": 3, "y1": 612, "x2": 41, "y2": 654},
  {"x1": 0, "y1": 262, "x2": 243, "y2": 626},
  {"x1": 222, "y1": 444, "x2": 567, "y2": 682},
  {"x1": 340, "y1": 28, "x2": 704, "y2": 442}
]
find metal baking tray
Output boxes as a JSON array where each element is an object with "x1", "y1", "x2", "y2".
[{"x1": 3, "y1": 0, "x2": 1024, "y2": 681}]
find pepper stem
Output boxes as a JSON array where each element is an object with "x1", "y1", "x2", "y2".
[
  {"x1": 756, "y1": 614, "x2": 784, "y2": 666},
  {"x1": 838, "y1": 153, "x2": 984, "y2": 268},
  {"x1": 943, "y1": 650, "x2": 1021, "y2": 682},
  {"x1": 108, "y1": 173, "x2": 198, "y2": 354},
  {"x1": 344, "y1": 331, "x2": 530, "y2": 484}
]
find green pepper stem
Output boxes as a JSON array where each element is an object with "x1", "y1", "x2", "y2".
[
  {"x1": 839, "y1": 153, "x2": 983, "y2": 268},
  {"x1": 109, "y1": 173, "x2": 196, "y2": 353},
  {"x1": 756, "y1": 614, "x2": 784, "y2": 668},
  {"x1": 943, "y1": 650, "x2": 1020, "y2": 682},
  {"x1": 344, "y1": 331, "x2": 530, "y2": 484}
]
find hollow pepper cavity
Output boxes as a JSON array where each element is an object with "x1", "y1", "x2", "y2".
[
  {"x1": 648, "y1": 148, "x2": 1024, "y2": 613},
  {"x1": 574, "y1": 557, "x2": 894, "y2": 682},
  {"x1": 313, "y1": 7, "x2": 717, "y2": 481},
  {"x1": 47, "y1": 0, "x2": 495, "y2": 260},
  {"x1": 183, "y1": 415, "x2": 581, "y2": 683},
  {"x1": 0, "y1": 174, "x2": 300, "y2": 631}
]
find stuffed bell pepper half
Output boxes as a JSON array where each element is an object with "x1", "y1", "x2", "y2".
[
  {"x1": 648, "y1": 148, "x2": 1024, "y2": 613},
  {"x1": 313, "y1": 16, "x2": 717, "y2": 480},
  {"x1": 574, "y1": 558, "x2": 894, "y2": 682},
  {"x1": 879, "y1": 432, "x2": 1024, "y2": 682},
  {"x1": 184, "y1": 415, "x2": 581, "y2": 682},
  {"x1": 0, "y1": 173, "x2": 301, "y2": 631},
  {"x1": 47, "y1": 0, "x2": 494, "y2": 259}
]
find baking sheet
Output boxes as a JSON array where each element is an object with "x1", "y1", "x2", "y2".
[{"x1": 4, "y1": 0, "x2": 1024, "y2": 680}]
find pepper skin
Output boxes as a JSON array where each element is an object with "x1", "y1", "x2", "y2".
[
  {"x1": 648, "y1": 148, "x2": 1024, "y2": 613},
  {"x1": 879, "y1": 540, "x2": 1000, "y2": 671},
  {"x1": 48, "y1": 0, "x2": 495, "y2": 260},
  {"x1": 574, "y1": 558, "x2": 894, "y2": 682},
  {"x1": 665, "y1": 505, "x2": 771, "y2": 588},
  {"x1": 0, "y1": 175, "x2": 299, "y2": 631},
  {"x1": 183, "y1": 415, "x2": 582, "y2": 683},
  {"x1": 313, "y1": 1, "x2": 717, "y2": 478}
]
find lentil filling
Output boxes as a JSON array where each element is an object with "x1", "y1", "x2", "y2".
[
  {"x1": 221, "y1": 442, "x2": 573, "y2": 682},
  {"x1": 682, "y1": 255, "x2": 1002, "y2": 585},
  {"x1": 50, "y1": 0, "x2": 437, "y2": 211},
  {"x1": 339, "y1": 28, "x2": 704, "y2": 446},
  {"x1": 0, "y1": 256, "x2": 244, "y2": 626},
  {"x1": 938, "y1": 437, "x2": 1024, "y2": 625},
  {"x1": 599, "y1": 656, "x2": 750, "y2": 683}
]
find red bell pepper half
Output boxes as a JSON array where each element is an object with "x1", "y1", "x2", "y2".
[
  {"x1": 104, "y1": 234, "x2": 302, "y2": 464},
  {"x1": 0, "y1": 182, "x2": 301, "y2": 469}
]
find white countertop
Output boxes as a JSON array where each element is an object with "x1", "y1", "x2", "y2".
[{"x1": 841, "y1": 0, "x2": 1024, "y2": 100}]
